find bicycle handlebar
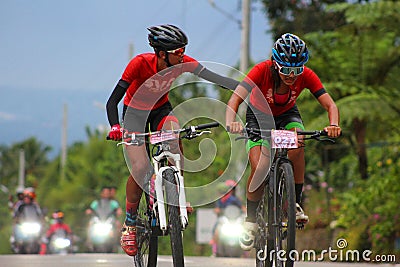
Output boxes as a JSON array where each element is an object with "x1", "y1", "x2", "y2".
[
  {"x1": 106, "y1": 121, "x2": 220, "y2": 142},
  {"x1": 238, "y1": 128, "x2": 334, "y2": 142},
  {"x1": 193, "y1": 121, "x2": 220, "y2": 131}
]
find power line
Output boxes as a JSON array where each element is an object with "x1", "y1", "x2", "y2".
[{"x1": 207, "y1": 0, "x2": 241, "y2": 28}]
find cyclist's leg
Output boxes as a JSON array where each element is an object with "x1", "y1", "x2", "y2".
[
  {"x1": 123, "y1": 107, "x2": 152, "y2": 220},
  {"x1": 239, "y1": 144, "x2": 270, "y2": 250},
  {"x1": 245, "y1": 104, "x2": 272, "y2": 216},
  {"x1": 241, "y1": 105, "x2": 272, "y2": 250},
  {"x1": 121, "y1": 107, "x2": 153, "y2": 256}
]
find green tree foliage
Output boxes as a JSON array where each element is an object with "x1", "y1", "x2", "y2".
[
  {"x1": 35, "y1": 132, "x2": 128, "y2": 248},
  {"x1": 0, "y1": 138, "x2": 51, "y2": 252},
  {"x1": 336, "y1": 145, "x2": 400, "y2": 255},
  {"x1": 299, "y1": 1, "x2": 400, "y2": 180},
  {"x1": 298, "y1": 1, "x2": 400, "y2": 254},
  {"x1": 259, "y1": 0, "x2": 347, "y2": 39}
]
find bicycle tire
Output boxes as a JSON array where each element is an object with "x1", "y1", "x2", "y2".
[
  {"x1": 269, "y1": 161, "x2": 296, "y2": 267},
  {"x1": 254, "y1": 179, "x2": 273, "y2": 267},
  {"x1": 134, "y1": 194, "x2": 158, "y2": 267},
  {"x1": 164, "y1": 168, "x2": 184, "y2": 267}
]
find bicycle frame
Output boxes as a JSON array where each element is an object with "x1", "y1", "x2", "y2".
[{"x1": 118, "y1": 122, "x2": 219, "y2": 233}]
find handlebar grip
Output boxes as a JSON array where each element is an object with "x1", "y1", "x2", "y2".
[{"x1": 195, "y1": 122, "x2": 220, "y2": 130}]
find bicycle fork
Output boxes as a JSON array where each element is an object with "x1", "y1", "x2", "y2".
[{"x1": 154, "y1": 166, "x2": 188, "y2": 233}]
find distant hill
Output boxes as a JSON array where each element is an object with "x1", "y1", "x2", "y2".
[{"x1": 0, "y1": 87, "x2": 112, "y2": 158}]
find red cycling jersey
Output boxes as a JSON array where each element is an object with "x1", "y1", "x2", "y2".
[
  {"x1": 121, "y1": 53, "x2": 198, "y2": 110},
  {"x1": 45, "y1": 222, "x2": 72, "y2": 238},
  {"x1": 243, "y1": 60, "x2": 326, "y2": 116}
]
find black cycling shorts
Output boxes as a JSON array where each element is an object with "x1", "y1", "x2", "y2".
[{"x1": 122, "y1": 102, "x2": 178, "y2": 133}]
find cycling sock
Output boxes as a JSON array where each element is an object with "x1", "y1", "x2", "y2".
[
  {"x1": 125, "y1": 199, "x2": 139, "y2": 226},
  {"x1": 295, "y1": 183, "x2": 303, "y2": 205},
  {"x1": 246, "y1": 199, "x2": 260, "y2": 223}
]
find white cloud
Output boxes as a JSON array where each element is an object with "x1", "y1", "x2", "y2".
[
  {"x1": 93, "y1": 100, "x2": 106, "y2": 110},
  {"x1": 0, "y1": 111, "x2": 17, "y2": 121}
]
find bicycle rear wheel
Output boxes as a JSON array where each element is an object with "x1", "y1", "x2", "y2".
[
  {"x1": 164, "y1": 168, "x2": 184, "y2": 267},
  {"x1": 134, "y1": 194, "x2": 158, "y2": 267},
  {"x1": 269, "y1": 161, "x2": 296, "y2": 267}
]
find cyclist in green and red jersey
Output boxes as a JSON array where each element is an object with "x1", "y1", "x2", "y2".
[
  {"x1": 225, "y1": 33, "x2": 341, "y2": 250},
  {"x1": 106, "y1": 24, "x2": 239, "y2": 256}
]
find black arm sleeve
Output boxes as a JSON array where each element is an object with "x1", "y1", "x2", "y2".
[
  {"x1": 194, "y1": 64, "x2": 239, "y2": 90},
  {"x1": 106, "y1": 79, "x2": 130, "y2": 126},
  {"x1": 313, "y1": 88, "x2": 327, "y2": 99}
]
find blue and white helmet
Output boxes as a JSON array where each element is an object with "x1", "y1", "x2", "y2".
[{"x1": 272, "y1": 33, "x2": 309, "y2": 67}]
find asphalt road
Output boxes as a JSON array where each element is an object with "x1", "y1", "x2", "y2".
[{"x1": 1, "y1": 254, "x2": 399, "y2": 267}]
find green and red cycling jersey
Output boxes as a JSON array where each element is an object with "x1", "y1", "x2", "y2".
[
  {"x1": 121, "y1": 53, "x2": 198, "y2": 110},
  {"x1": 243, "y1": 60, "x2": 326, "y2": 116}
]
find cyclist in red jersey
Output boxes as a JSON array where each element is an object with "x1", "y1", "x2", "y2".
[
  {"x1": 39, "y1": 210, "x2": 72, "y2": 255},
  {"x1": 106, "y1": 24, "x2": 239, "y2": 256},
  {"x1": 225, "y1": 33, "x2": 341, "y2": 250}
]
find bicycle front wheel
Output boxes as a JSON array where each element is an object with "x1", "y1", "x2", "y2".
[
  {"x1": 269, "y1": 161, "x2": 296, "y2": 267},
  {"x1": 134, "y1": 194, "x2": 158, "y2": 267},
  {"x1": 164, "y1": 168, "x2": 184, "y2": 267}
]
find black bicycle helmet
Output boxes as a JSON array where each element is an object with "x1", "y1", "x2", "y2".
[
  {"x1": 272, "y1": 33, "x2": 309, "y2": 67},
  {"x1": 148, "y1": 24, "x2": 188, "y2": 51}
]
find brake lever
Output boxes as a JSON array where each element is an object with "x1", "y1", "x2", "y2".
[
  {"x1": 184, "y1": 130, "x2": 211, "y2": 140},
  {"x1": 321, "y1": 137, "x2": 336, "y2": 143},
  {"x1": 312, "y1": 135, "x2": 335, "y2": 143},
  {"x1": 117, "y1": 139, "x2": 144, "y2": 146},
  {"x1": 198, "y1": 130, "x2": 211, "y2": 136}
]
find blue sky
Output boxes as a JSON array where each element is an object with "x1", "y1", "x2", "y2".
[{"x1": 0, "y1": 0, "x2": 272, "y2": 154}]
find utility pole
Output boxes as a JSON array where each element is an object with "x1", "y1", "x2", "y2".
[
  {"x1": 60, "y1": 103, "x2": 67, "y2": 181},
  {"x1": 129, "y1": 43, "x2": 134, "y2": 60},
  {"x1": 18, "y1": 149, "x2": 25, "y2": 189},
  {"x1": 240, "y1": 0, "x2": 251, "y2": 73},
  {"x1": 207, "y1": 0, "x2": 248, "y2": 71}
]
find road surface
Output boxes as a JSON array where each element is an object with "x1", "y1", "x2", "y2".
[{"x1": 0, "y1": 254, "x2": 398, "y2": 267}]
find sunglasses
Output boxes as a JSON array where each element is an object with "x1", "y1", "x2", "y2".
[
  {"x1": 167, "y1": 47, "x2": 185, "y2": 56},
  {"x1": 275, "y1": 62, "x2": 304, "y2": 76}
]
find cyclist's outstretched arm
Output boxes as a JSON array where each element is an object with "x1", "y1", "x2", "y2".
[
  {"x1": 106, "y1": 79, "x2": 129, "y2": 127},
  {"x1": 226, "y1": 84, "x2": 250, "y2": 133},
  {"x1": 194, "y1": 63, "x2": 239, "y2": 90}
]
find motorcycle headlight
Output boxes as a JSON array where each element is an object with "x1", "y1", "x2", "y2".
[
  {"x1": 20, "y1": 222, "x2": 41, "y2": 234},
  {"x1": 92, "y1": 222, "x2": 113, "y2": 236},
  {"x1": 220, "y1": 222, "x2": 243, "y2": 237},
  {"x1": 53, "y1": 238, "x2": 71, "y2": 249}
]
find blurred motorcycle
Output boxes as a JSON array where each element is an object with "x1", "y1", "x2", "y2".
[
  {"x1": 13, "y1": 205, "x2": 43, "y2": 254},
  {"x1": 47, "y1": 228, "x2": 72, "y2": 254},
  {"x1": 215, "y1": 204, "x2": 244, "y2": 257},
  {"x1": 87, "y1": 209, "x2": 118, "y2": 253}
]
